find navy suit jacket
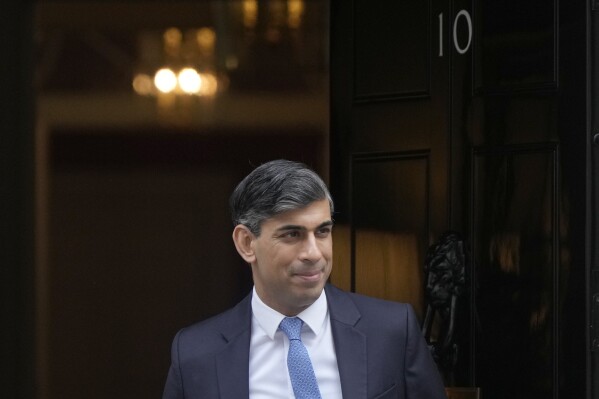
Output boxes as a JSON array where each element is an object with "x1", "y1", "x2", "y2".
[{"x1": 163, "y1": 284, "x2": 447, "y2": 399}]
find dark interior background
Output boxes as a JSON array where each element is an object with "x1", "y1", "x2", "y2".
[{"x1": 32, "y1": 1, "x2": 330, "y2": 398}]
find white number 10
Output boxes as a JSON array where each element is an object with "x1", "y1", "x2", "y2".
[{"x1": 439, "y1": 10, "x2": 472, "y2": 57}]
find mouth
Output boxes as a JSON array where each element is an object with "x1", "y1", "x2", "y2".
[{"x1": 292, "y1": 269, "x2": 324, "y2": 283}]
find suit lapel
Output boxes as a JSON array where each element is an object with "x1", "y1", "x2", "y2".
[
  {"x1": 215, "y1": 293, "x2": 252, "y2": 398},
  {"x1": 326, "y1": 285, "x2": 368, "y2": 399},
  {"x1": 213, "y1": 286, "x2": 368, "y2": 398}
]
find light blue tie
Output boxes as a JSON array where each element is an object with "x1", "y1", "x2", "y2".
[{"x1": 279, "y1": 317, "x2": 322, "y2": 399}]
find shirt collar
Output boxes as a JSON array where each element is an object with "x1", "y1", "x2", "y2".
[{"x1": 251, "y1": 286, "x2": 328, "y2": 340}]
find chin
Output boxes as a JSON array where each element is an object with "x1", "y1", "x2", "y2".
[{"x1": 297, "y1": 285, "x2": 325, "y2": 303}]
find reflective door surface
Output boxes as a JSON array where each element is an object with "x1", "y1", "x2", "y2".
[{"x1": 330, "y1": 0, "x2": 591, "y2": 397}]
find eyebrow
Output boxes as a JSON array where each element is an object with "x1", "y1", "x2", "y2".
[{"x1": 275, "y1": 220, "x2": 334, "y2": 233}]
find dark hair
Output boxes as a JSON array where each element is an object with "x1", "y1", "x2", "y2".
[{"x1": 230, "y1": 159, "x2": 334, "y2": 235}]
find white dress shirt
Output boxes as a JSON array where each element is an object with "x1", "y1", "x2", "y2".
[{"x1": 249, "y1": 287, "x2": 343, "y2": 399}]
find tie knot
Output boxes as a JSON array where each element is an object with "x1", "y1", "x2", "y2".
[{"x1": 279, "y1": 317, "x2": 303, "y2": 340}]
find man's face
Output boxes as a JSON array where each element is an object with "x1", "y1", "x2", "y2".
[{"x1": 250, "y1": 199, "x2": 333, "y2": 316}]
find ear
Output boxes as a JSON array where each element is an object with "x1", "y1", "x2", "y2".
[{"x1": 232, "y1": 224, "x2": 256, "y2": 264}]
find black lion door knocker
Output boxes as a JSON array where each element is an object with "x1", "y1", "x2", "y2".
[{"x1": 421, "y1": 231, "x2": 467, "y2": 384}]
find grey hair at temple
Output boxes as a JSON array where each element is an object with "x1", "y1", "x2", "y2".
[{"x1": 229, "y1": 159, "x2": 334, "y2": 236}]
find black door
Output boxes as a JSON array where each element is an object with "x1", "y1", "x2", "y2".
[{"x1": 330, "y1": 0, "x2": 592, "y2": 398}]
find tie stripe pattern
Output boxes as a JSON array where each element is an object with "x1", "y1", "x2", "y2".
[{"x1": 279, "y1": 317, "x2": 322, "y2": 399}]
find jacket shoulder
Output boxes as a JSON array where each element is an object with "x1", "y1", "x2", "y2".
[
  {"x1": 327, "y1": 284, "x2": 412, "y2": 314},
  {"x1": 326, "y1": 284, "x2": 417, "y2": 335},
  {"x1": 173, "y1": 292, "x2": 252, "y2": 356}
]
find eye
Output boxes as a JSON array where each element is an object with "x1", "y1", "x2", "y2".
[
  {"x1": 316, "y1": 226, "x2": 332, "y2": 237},
  {"x1": 281, "y1": 230, "x2": 301, "y2": 239}
]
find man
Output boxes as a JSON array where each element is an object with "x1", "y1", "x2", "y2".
[{"x1": 163, "y1": 159, "x2": 447, "y2": 399}]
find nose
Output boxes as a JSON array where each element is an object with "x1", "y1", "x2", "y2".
[{"x1": 299, "y1": 233, "x2": 322, "y2": 263}]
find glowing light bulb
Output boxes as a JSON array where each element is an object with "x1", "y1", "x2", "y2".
[
  {"x1": 196, "y1": 28, "x2": 216, "y2": 52},
  {"x1": 198, "y1": 72, "x2": 218, "y2": 96},
  {"x1": 178, "y1": 68, "x2": 202, "y2": 94},
  {"x1": 154, "y1": 68, "x2": 177, "y2": 93},
  {"x1": 132, "y1": 73, "x2": 153, "y2": 95}
]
